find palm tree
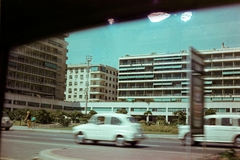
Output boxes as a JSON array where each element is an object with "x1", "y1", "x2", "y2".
[
  {"x1": 173, "y1": 110, "x2": 187, "y2": 125},
  {"x1": 205, "y1": 108, "x2": 216, "y2": 116},
  {"x1": 116, "y1": 108, "x2": 128, "y2": 114},
  {"x1": 144, "y1": 110, "x2": 152, "y2": 124},
  {"x1": 155, "y1": 115, "x2": 166, "y2": 125}
]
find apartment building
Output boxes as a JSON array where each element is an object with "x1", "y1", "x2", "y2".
[
  {"x1": 65, "y1": 64, "x2": 118, "y2": 102},
  {"x1": 118, "y1": 46, "x2": 240, "y2": 111},
  {"x1": 6, "y1": 34, "x2": 69, "y2": 100}
]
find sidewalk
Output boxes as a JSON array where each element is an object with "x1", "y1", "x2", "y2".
[{"x1": 9, "y1": 126, "x2": 208, "y2": 160}]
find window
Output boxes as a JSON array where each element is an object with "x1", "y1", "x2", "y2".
[
  {"x1": 205, "y1": 118, "x2": 216, "y2": 125},
  {"x1": 74, "y1": 82, "x2": 77, "y2": 85},
  {"x1": 75, "y1": 75, "x2": 78, "y2": 78},
  {"x1": 57, "y1": 58, "x2": 62, "y2": 63},
  {"x1": 69, "y1": 75, "x2": 72, "y2": 79},
  {"x1": 97, "y1": 116, "x2": 105, "y2": 124},
  {"x1": 152, "y1": 108, "x2": 157, "y2": 112},
  {"x1": 79, "y1": 95, "x2": 82, "y2": 98},
  {"x1": 111, "y1": 117, "x2": 121, "y2": 125},
  {"x1": 81, "y1": 68, "x2": 84, "y2": 72},
  {"x1": 68, "y1": 95, "x2": 71, "y2": 98},
  {"x1": 221, "y1": 118, "x2": 232, "y2": 126}
]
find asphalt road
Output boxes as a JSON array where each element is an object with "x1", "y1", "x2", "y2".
[{"x1": 1, "y1": 130, "x2": 238, "y2": 160}]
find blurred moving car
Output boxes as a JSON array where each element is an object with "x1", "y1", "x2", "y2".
[
  {"x1": 72, "y1": 113, "x2": 146, "y2": 146},
  {"x1": 178, "y1": 114, "x2": 240, "y2": 147},
  {"x1": 1, "y1": 112, "x2": 13, "y2": 131}
]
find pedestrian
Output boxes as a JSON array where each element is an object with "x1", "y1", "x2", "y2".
[
  {"x1": 31, "y1": 116, "x2": 36, "y2": 128},
  {"x1": 24, "y1": 111, "x2": 32, "y2": 128}
]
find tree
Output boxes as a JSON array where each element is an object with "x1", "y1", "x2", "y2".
[
  {"x1": 145, "y1": 99, "x2": 154, "y2": 105},
  {"x1": 116, "y1": 108, "x2": 128, "y2": 114},
  {"x1": 205, "y1": 108, "x2": 216, "y2": 116},
  {"x1": 35, "y1": 109, "x2": 52, "y2": 124},
  {"x1": 88, "y1": 110, "x2": 97, "y2": 118},
  {"x1": 173, "y1": 110, "x2": 187, "y2": 125},
  {"x1": 8, "y1": 108, "x2": 29, "y2": 125},
  {"x1": 144, "y1": 110, "x2": 152, "y2": 125},
  {"x1": 49, "y1": 109, "x2": 63, "y2": 123},
  {"x1": 155, "y1": 115, "x2": 167, "y2": 126},
  {"x1": 69, "y1": 110, "x2": 83, "y2": 123},
  {"x1": 134, "y1": 115, "x2": 141, "y2": 122}
]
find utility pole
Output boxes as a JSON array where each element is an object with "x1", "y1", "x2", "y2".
[{"x1": 85, "y1": 55, "x2": 92, "y2": 115}]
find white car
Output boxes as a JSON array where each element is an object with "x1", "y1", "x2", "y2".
[
  {"x1": 72, "y1": 113, "x2": 146, "y2": 146},
  {"x1": 1, "y1": 112, "x2": 13, "y2": 131},
  {"x1": 178, "y1": 114, "x2": 240, "y2": 147}
]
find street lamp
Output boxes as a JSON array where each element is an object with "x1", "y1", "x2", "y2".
[{"x1": 85, "y1": 55, "x2": 92, "y2": 115}]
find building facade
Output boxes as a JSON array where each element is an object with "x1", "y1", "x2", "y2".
[
  {"x1": 6, "y1": 35, "x2": 69, "y2": 100},
  {"x1": 4, "y1": 92, "x2": 80, "y2": 112},
  {"x1": 118, "y1": 46, "x2": 240, "y2": 108},
  {"x1": 65, "y1": 64, "x2": 118, "y2": 102}
]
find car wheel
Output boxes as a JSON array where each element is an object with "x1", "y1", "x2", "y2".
[
  {"x1": 115, "y1": 135, "x2": 125, "y2": 147},
  {"x1": 92, "y1": 140, "x2": 98, "y2": 144},
  {"x1": 234, "y1": 135, "x2": 240, "y2": 147},
  {"x1": 182, "y1": 132, "x2": 195, "y2": 146},
  {"x1": 5, "y1": 127, "x2": 10, "y2": 131},
  {"x1": 130, "y1": 141, "x2": 138, "y2": 146},
  {"x1": 75, "y1": 131, "x2": 85, "y2": 144}
]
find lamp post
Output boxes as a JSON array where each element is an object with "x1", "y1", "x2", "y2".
[{"x1": 85, "y1": 55, "x2": 92, "y2": 115}]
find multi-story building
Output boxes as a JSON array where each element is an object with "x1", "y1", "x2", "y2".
[
  {"x1": 118, "y1": 46, "x2": 240, "y2": 108},
  {"x1": 6, "y1": 34, "x2": 69, "y2": 100},
  {"x1": 65, "y1": 64, "x2": 118, "y2": 102}
]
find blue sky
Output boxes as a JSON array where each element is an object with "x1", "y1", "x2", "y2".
[{"x1": 66, "y1": 4, "x2": 240, "y2": 68}]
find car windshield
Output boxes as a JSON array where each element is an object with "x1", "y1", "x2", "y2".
[
  {"x1": 127, "y1": 117, "x2": 138, "y2": 123},
  {"x1": 87, "y1": 116, "x2": 96, "y2": 124}
]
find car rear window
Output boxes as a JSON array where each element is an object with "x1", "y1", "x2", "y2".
[
  {"x1": 205, "y1": 118, "x2": 216, "y2": 125},
  {"x1": 127, "y1": 117, "x2": 138, "y2": 123},
  {"x1": 221, "y1": 118, "x2": 232, "y2": 126}
]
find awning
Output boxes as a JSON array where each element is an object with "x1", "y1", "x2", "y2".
[{"x1": 204, "y1": 81, "x2": 212, "y2": 84}]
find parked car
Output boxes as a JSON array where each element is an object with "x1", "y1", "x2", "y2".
[
  {"x1": 1, "y1": 112, "x2": 13, "y2": 131},
  {"x1": 72, "y1": 113, "x2": 146, "y2": 146},
  {"x1": 178, "y1": 114, "x2": 240, "y2": 147}
]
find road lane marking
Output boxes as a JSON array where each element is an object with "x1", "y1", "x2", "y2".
[
  {"x1": 53, "y1": 138, "x2": 73, "y2": 141},
  {"x1": 2, "y1": 135, "x2": 30, "y2": 138},
  {"x1": 0, "y1": 157, "x2": 17, "y2": 160}
]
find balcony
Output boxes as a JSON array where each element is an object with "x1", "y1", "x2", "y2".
[
  {"x1": 6, "y1": 84, "x2": 55, "y2": 95},
  {"x1": 7, "y1": 75, "x2": 56, "y2": 87},
  {"x1": 89, "y1": 91, "x2": 105, "y2": 95},
  {"x1": 8, "y1": 66, "x2": 57, "y2": 79}
]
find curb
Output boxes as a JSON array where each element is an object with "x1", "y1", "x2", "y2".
[{"x1": 39, "y1": 148, "x2": 85, "y2": 160}]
